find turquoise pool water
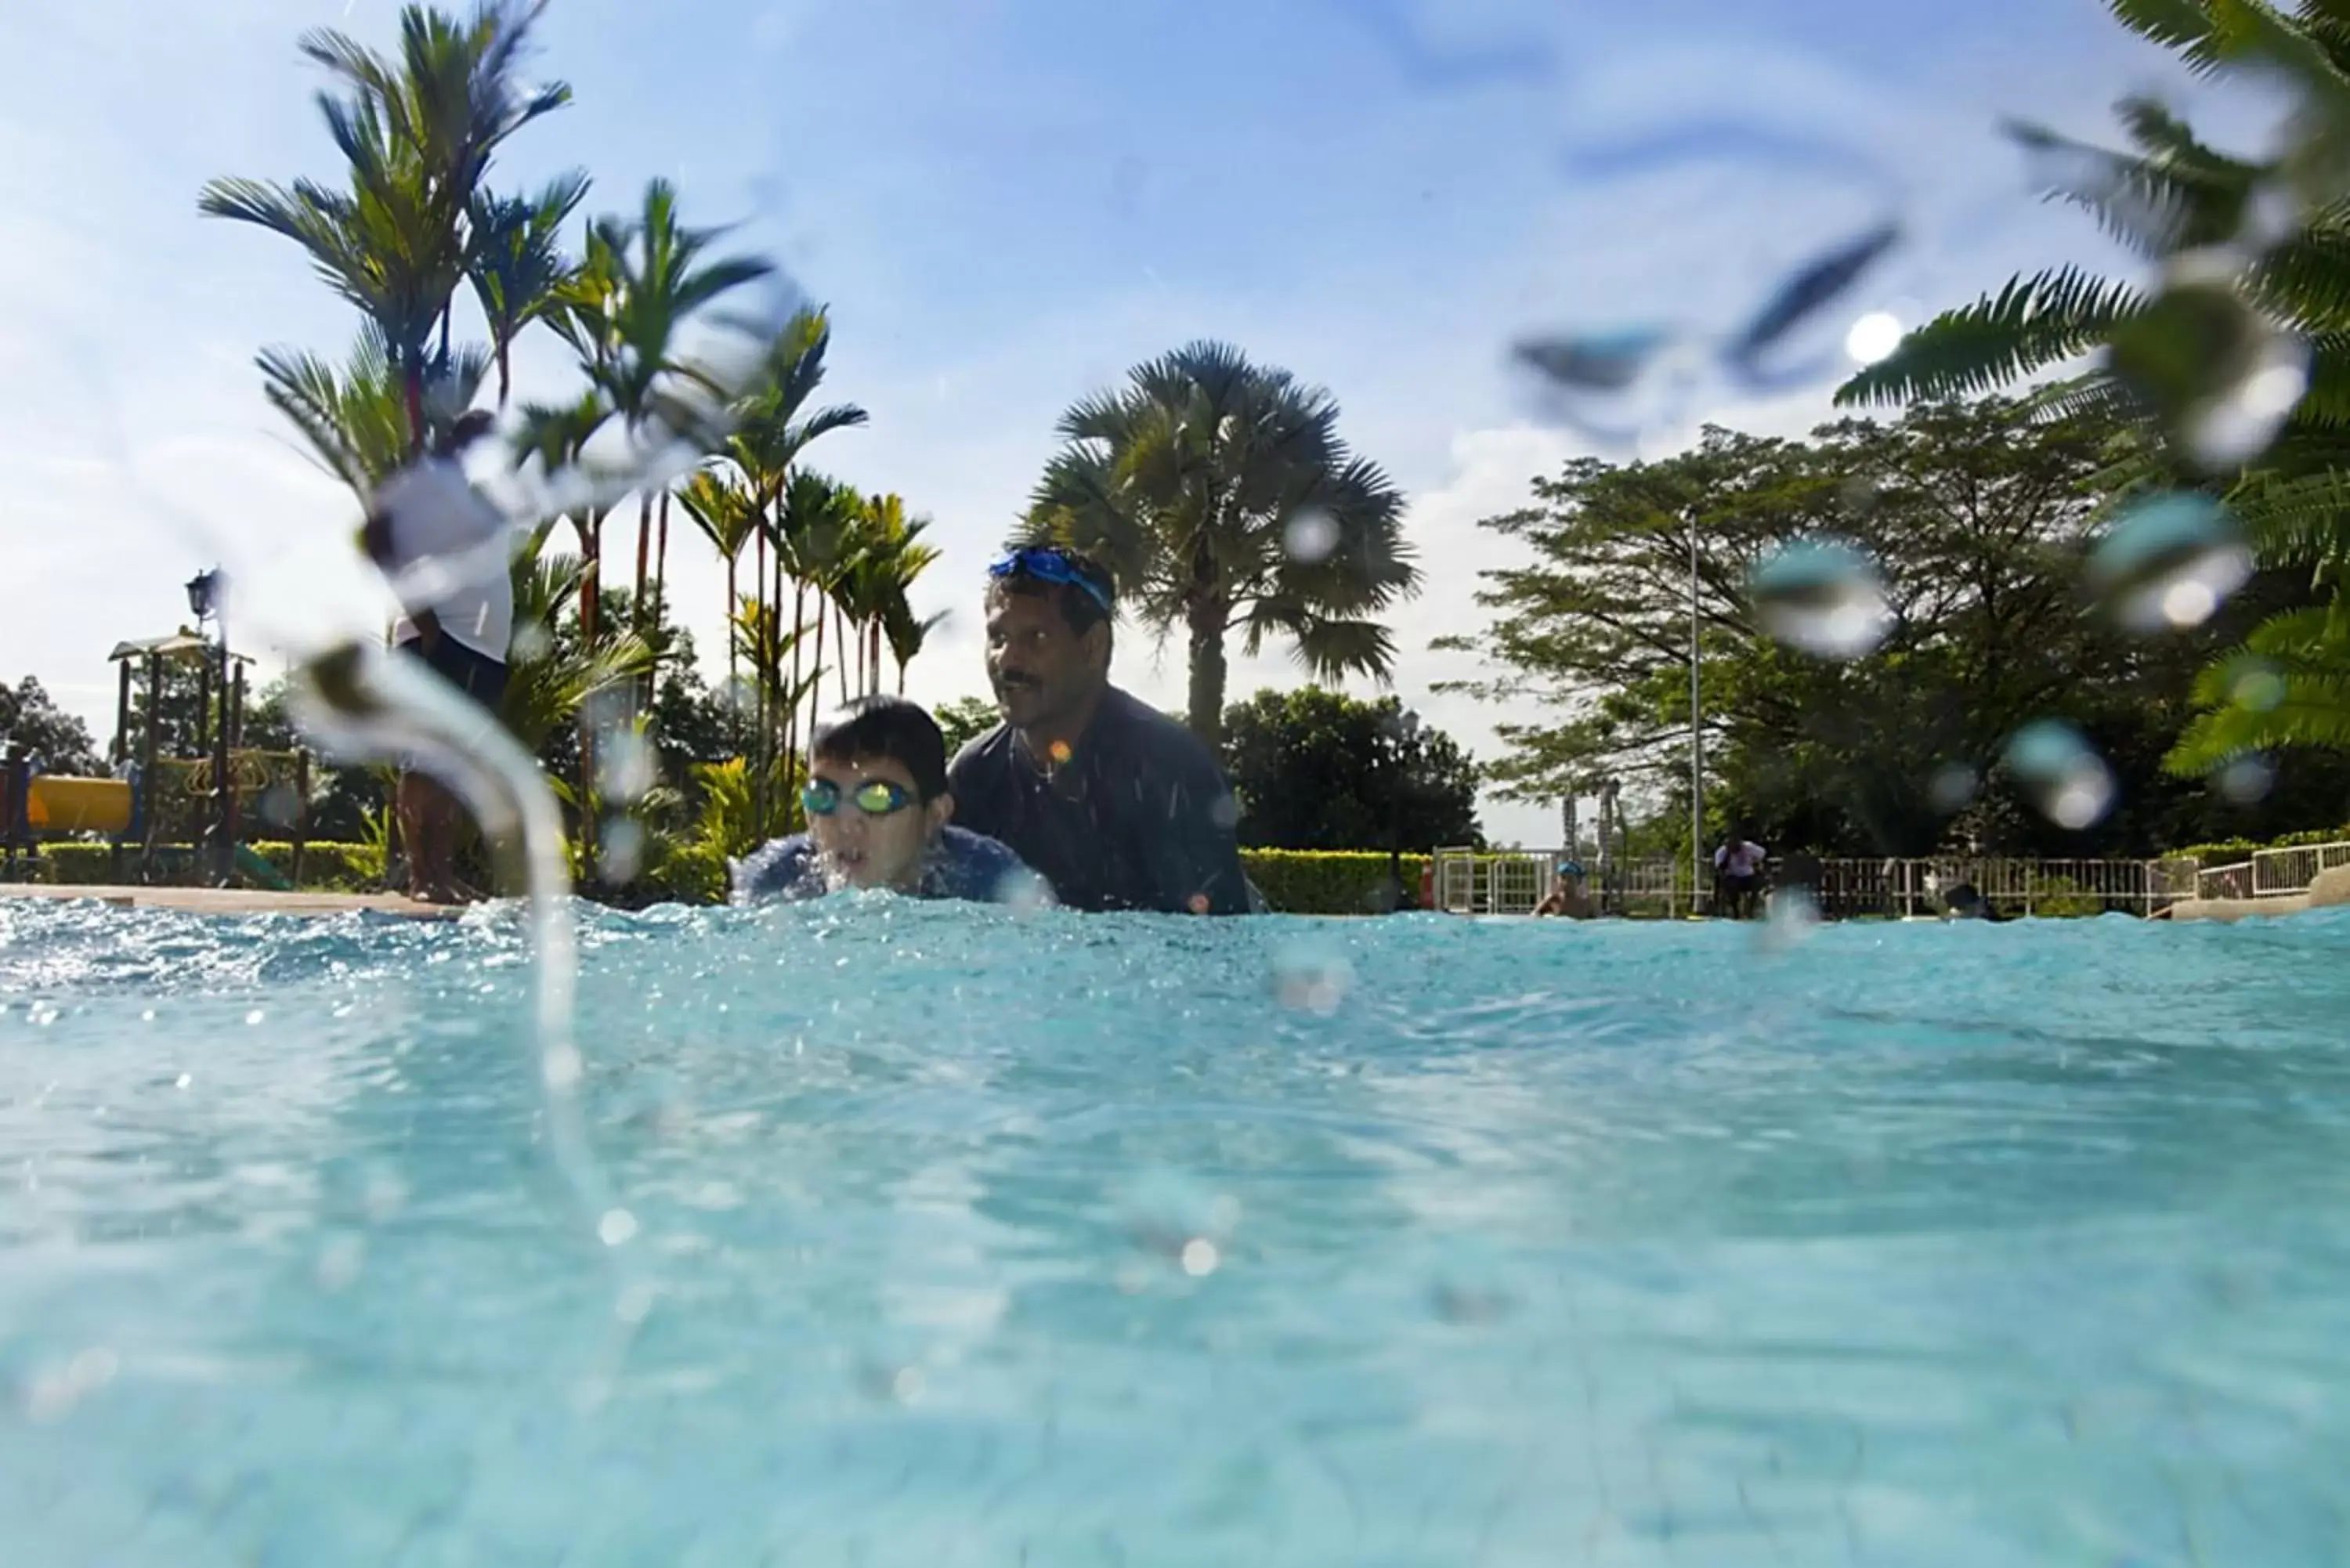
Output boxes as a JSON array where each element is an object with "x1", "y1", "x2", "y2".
[{"x1": 2, "y1": 897, "x2": 2347, "y2": 1566}]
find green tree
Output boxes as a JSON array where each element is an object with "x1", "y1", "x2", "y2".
[
  {"x1": 1220, "y1": 687, "x2": 1482, "y2": 851},
  {"x1": 0, "y1": 677, "x2": 103, "y2": 775},
  {"x1": 1438, "y1": 396, "x2": 2350, "y2": 857},
  {"x1": 1021, "y1": 341, "x2": 1419, "y2": 750},
  {"x1": 934, "y1": 695, "x2": 1001, "y2": 759},
  {"x1": 467, "y1": 171, "x2": 589, "y2": 406}
]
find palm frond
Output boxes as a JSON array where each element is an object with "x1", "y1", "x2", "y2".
[{"x1": 1835, "y1": 266, "x2": 2149, "y2": 406}]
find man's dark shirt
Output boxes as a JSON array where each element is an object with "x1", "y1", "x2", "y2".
[{"x1": 947, "y1": 687, "x2": 1251, "y2": 914}]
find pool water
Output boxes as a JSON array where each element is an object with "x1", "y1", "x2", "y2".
[{"x1": 3, "y1": 897, "x2": 2348, "y2": 1566}]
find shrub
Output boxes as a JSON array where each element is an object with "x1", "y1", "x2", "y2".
[
  {"x1": 2170, "y1": 825, "x2": 2350, "y2": 866},
  {"x1": 31, "y1": 840, "x2": 384, "y2": 890},
  {"x1": 1242, "y1": 850, "x2": 1430, "y2": 914}
]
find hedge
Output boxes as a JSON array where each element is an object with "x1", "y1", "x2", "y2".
[
  {"x1": 15, "y1": 840, "x2": 1427, "y2": 914},
  {"x1": 26, "y1": 840, "x2": 384, "y2": 891},
  {"x1": 2168, "y1": 825, "x2": 2350, "y2": 866},
  {"x1": 1242, "y1": 850, "x2": 1430, "y2": 914}
]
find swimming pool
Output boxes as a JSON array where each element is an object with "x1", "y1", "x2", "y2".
[{"x1": 3, "y1": 897, "x2": 2347, "y2": 1566}]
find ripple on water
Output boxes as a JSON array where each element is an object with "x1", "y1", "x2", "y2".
[{"x1": 2, "y1": 898, "x2": 2348, "y2": 1565}]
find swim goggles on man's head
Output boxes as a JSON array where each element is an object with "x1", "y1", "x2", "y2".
[
  {"x1": 1556, "y1": 862, "x2": 1584, "y2": 878},
  {"x1": 803, "y1": 778, "x2": 916, "y2": 818},
  {"x1": 989, "y1": 547, "x2": 1114, "y2": 612}
]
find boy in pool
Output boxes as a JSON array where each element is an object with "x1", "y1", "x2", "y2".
[{"x1": 733, "y1": 696, "x2": 1035, "y2": 904}]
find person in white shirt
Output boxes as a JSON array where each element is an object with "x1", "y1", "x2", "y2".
[
  {"x1": 360, "y1": 411, "x2": 512, "y2": 903},
  {"x1": 1712, "y1": 835, "x2": 1768, "y2": 919}
]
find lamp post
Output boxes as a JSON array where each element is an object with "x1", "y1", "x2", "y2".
[
  {"x1": 1384, "y1": 706, "x2": 1420, "y2": 912},
  {"x1": 1687, "y1": 514, "x2": 1705, "y2": 916},
  {"x1": 186, "y1": 569, "x2": 233, "y2": 884}
]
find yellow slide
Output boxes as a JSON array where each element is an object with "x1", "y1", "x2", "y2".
[{"x1": 24, "y1": 777, "x2": 134, "y2": 835}]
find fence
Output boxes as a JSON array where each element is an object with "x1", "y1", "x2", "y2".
[
  {"x1": 2194, "y1": 839, "x2": 2350, "y2": 901},
  {"x1": 1433, "y1": 849, "x2": 2201, "y2": 919}
]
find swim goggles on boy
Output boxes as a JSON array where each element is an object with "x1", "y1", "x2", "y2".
[
  {"x1": 988, "y1": 547, "x2": 1114, "y2": 612},
  {"x1": 802, "y1": 778, "x2": 916, "y2": 818}
]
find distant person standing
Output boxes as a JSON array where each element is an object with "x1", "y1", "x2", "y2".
[
  {"x1": 360, "y1": 411, "x2": 512, "y2": 905},
  {"x1": 947, "y1": 547, "x2": 1252, "y2": 915},
  {"x1": 1712, "y1": 833, "x2": 1767, "y2": 919}
]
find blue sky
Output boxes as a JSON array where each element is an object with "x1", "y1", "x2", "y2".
[{"x1": 0, "y1": 0, "x2": 2254, "y2": 845}]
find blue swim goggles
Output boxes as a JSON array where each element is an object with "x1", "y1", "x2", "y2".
[{"x1": 989, "y1": 547, "x2": 1114, "y2": 613}]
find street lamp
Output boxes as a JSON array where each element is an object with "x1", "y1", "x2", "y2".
[
  {"x1": 185, "y1": 569, "x2": 222, "y2": 625},
  {"x1": 1384, "y1": 706, "x2": 1421, "y2": 912}
]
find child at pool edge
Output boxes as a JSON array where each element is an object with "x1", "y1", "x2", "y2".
[
  {"x1": 1533, "y1": 861, "x2": 1593, "y2": 918},
  {"x1": 732, "y1": 696, "x2": 1038, "y2": 905}
]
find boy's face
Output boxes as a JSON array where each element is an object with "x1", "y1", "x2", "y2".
[{"x1": 807, "y1": 751, "x2": 953, "y2": 891}]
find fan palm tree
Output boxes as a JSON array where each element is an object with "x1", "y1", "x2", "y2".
[
  {"x1": 201, "y1": 1, "x2": 567, "y2": 448},
  {"x1": 468, "y1": 170, "x2": 588, "y2": 406},
  {"x1": 1022, "y1": 340, "x2": 1419, "y2": 749}
]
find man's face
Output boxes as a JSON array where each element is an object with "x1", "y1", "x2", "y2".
[
  {"x1": 806, "y1": 753, "x2": 951, "y2": 891},
  {"x1": 985, "y1": 584, "x2": 1101, "y2": 730}
]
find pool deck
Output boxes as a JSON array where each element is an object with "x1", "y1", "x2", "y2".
[
  {"x1": 0, "y1": 884, "x2": 460, "y2": 920},
  {"x1": 2157, "y1": 864, "x2": 2350, "y2": 923}
]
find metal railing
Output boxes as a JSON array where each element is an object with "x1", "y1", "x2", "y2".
[
  {"x1": 1434, "y1": 848, "x2": 2202, "y2": 919},
  {"x1": 2195, "y1": 839, "x2": 2350, "y2": 901}
]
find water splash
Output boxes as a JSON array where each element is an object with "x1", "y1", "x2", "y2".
[
  {"x1": 1271, "y1": 939, "x2": 1354, "y2": 1014},
  {"x1": 1748, "y1": 537, "x2": 1892, "y2": 659},
  {"x1": 1929, "y1": 762, "x2": 1980, "y2": 815},
  {"x1": 2085, "y1": 492, "x2": 2254, "y2": 633},
  {"x1": 2218, "y1": 753, "x2": 2276, "y2": 804},
  {"x1": 2004, "y1": 720, "x2": 2116, "y2": 831}
]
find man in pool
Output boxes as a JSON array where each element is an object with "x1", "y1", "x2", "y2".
[
  {"x1": 1533, "y1": 861, "x2": 1593, "y2": 918},
  {"x1": 734, "y1": 695, "x2": 1032, "y2": 902},
  {"x1": 1712, "y1": 832, "x2": 1768, "y2": 919},
  {"x1": 946, "y1": 546, "x2": 1253, "y2": 914}
]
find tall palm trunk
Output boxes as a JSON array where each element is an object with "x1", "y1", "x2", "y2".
[
  {"x1": 633, "y1": 491, "x2": 654, "y2": 632},
  {"x1": 1186, "y1": 595, "x2": 1230, "y2": 750},
  {"x1": 723, "y1": 554, "x2": 739, "y2": 750},
  {"x1": 653, "y1": 490, "x2": 671, "y2": 616},
  {"x1": 787, "y1": 577, "x2": 807, "y2": 793},
  {"x1": 868, "y1": 621, "x2": 883, "y2": 698},
  {"x1": 833, "y1": 600, "x2": 851, "y2": 703}
]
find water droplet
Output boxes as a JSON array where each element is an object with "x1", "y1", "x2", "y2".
[
  {"x1": 1271, "y1": 941, "x2": 1354, "y2": 1014},
  {"x1": 2087, "y1": 493, "x2": 2253, "y2": 632},
  {"x1": 174, "y1": 1073, "x2": 191, "y2": 1089},
  {"x1": 2229, "y1": 659, "x2": 2287, "y2": 712},
  {"x1": 1123, "y1": 1172, "x2": 1238, "y2": 1270},
  {"x1": 510, "y1": 619, "x2": 555, "y2": 663},
  {"x1": 1749, "y1": 538, "x2": 1890, "y2": 659},
  {"x1": 1843, "y1": 310, "x2": 1904, "y2": 365},
  {"x1": 1179, "y1": 1239, "x2": 1220, "y2": 1277},
  {"x1": 598, "y1": 728, "x2": 656, "y2": 804},
  {"x1": 598, "y1": 1208, "x2": 639, "y2": 1248},
  {"x1": 2106, "y1": 252, "x2": 2308, "y2": 471},
  {"x1": 256, "y1": 783, "x2": 300, "y2": 830},
  {"x1": 1209, "y1": 793, "x2": 1241, "y2": 830},
  {"x1": 1283, "y1": 509, "x2": 1340, "y2": 563},
  {"x1": 2218, "y1": 754, "x2": 2276, "y2": 804},
  {"x1": 316, "y1": 1234, "x2": 365, "y2": 1292},
  {"x1": 615, "y1": 1284, "x2": 656, "y2": 1324},
  {"x1": 244, "y1": 1009, "x2": 266, "y2": 1026},
  {"x1": 995, "y1": 867, "x2": 1054, "y2": 914},
  {"x1": 2005, "y1": 721, "x2": 2115, "y2": 831},
  {"x1": 602, "y1": 818, "x2": 645, "y2": 885},
  {"x1": 1928, "y1": 763, "x2": 1979, "y2": 815}
]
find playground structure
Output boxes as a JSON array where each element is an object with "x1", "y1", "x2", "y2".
[{"x1": 2, "y1": 623, "x2": 317, "y2": 889}]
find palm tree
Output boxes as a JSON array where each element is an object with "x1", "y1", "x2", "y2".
[
  {"x1": 548, "y1": 178, "x2": 773, "y2": 636},
  {"x1": 511, "y1": 389, "x2": 617, "y2": 644},
  {"x1": 201, "y1": 1, "x2": 568, "y2": 449},
  {"x1": 677, "y1": 469, "x2": 761, "y2": 729},
  {"x1": 259, "y1": 324, "x2": 487, "y2": 504},
  {"x1": 1835, "y1": 0, "x2": 2350, "y2": 768},
  {"x1": 841, "y1": 493, "x2": 942, "y2": 695},
  {"x1": 1022, "y1": 340, "x2": 1419, "y2": 749},
  {"x1": 503, "y1": 525, "x2": 656, "y2": 757},
  {"x1": 468, "y1": 171, "x2": 588, "y2": 406},
  {"x1": 774, "y1": 471, "x2": 866, "y2": 742}
]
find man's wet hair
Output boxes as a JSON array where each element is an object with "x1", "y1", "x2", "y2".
[
  {"x1": 810, "y1": 696, "x2": 951, "y2": 802},
  {"x1": 991, "y1": 547, "x2": 1117, "y2": 638}
]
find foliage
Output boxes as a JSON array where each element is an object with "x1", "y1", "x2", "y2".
[
  {"x1": 1218, "y1": 687, "x2": 1481, "y2": 851},
  {"x1": 934, "y1": 696, "x2": 1001, "y2": 759},
  {"x1": 1241, "y1": 850, "x2": 1432, "y2": 914},
  {"x1": 1437, "y1": 396, "x2": 2350, "y2": 857},
  {"x1": 32, "y1": 840, "x2": 384, "y2": 890},
  {"x1": 1021, "y1": 341, "x2": 1418, "y2": 747},
  {"x1": 1, "y1": 677, "x2": 103, "y2": 775}
]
